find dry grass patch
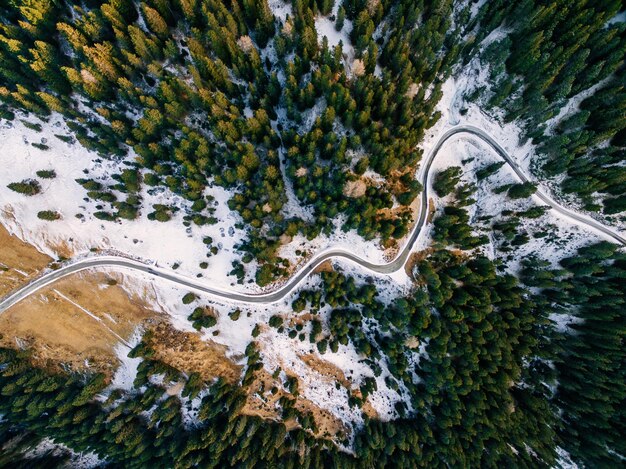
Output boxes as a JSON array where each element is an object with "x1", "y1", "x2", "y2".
[
  {"x1": 0, "y1": 271, "x2": 159, "y2": 376},
  {"x1": 313, "y1": 260, "x2": 333, "y2": 274},
  {"x1": 0, "y1": 223, "x2": 51, "y2": 296},
  {"x1": 241, "y1": 367, "x2": 348, "y2": 440},
  {"x1": 144, "y1": 322, "x2": 242, "y2": 383}
]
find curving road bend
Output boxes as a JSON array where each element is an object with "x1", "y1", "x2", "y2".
[{"x1": 1, "y1": 125, "x2": 624, "y2": 311}]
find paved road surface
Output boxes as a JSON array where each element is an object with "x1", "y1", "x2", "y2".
[{"x1": 1, "y1": 125, "x2": 624, "y2": 311}]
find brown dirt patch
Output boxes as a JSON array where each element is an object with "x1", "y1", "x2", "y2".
[
  {"x1": 404, "y1": 248, "x2": 434, "y2": 279},
  {"x1": 300, "y1": 353, "x2": 350, "y2": 388},
  {"x1": 0, "y1": 224, "x2": 52, "y2": 296},
  {"x1": 144, "y1": 322, "x2": 242, "y2": 383},
  {"x1": 49, "y1": 238, "x2": 75, "y2": 259},
  {"x1": 299, "y1": 354, "x2": 379, "y2": 419},
  {"x1": 241, "y1": 367, "x2": 348, "y2": 440},
  {"x1": 361, "y1": 399, "x2": 379, "y2": 419},
  {"x1": 343, "y1": 179, "x2": 367, "y2": 198},
  {"x1": 279, "y1": 233, "x2": 292, "y2": 245},
  {"x1": 0, "y1": 271, "x2": 158, "y2": 376},
  {"x1": 313, "y1": 260, "x2": 333, "y2": 274},
  {"x1": 427, "y1": 197, "x2": 436, "y2": 222},
  {"x1": 285, "y1": 313, "x2": 316, "y2": 327}
]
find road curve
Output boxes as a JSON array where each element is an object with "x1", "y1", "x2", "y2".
[{"x1": 1, "y1": 125, "x2": 624, "y2": 311}]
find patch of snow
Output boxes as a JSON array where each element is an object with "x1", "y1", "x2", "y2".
[
  {"x1": 314, "y1": 2, "x2": 355, "y2": 74},
  {"x1": 109, "y1": 329, "x2": 143, "y2": 392},
  {"x1": 554, "y1": 446, "x2": 580, "y2": 469},
  {"x1": 268, "y1": 0, "x2": 292, "y2": 23},
  {"x1": 0, "y1": 114, "x2": 250, "y2": 291},
  {"x1": 25, "y1": 438, "x2": 102, "y2": 468}
]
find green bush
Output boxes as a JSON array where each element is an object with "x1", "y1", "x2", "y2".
[
  {"x1": 476, "y1": 162, "x2": 504, "y2": 180},
  {"x1": 37, "y1": 210, "x2": 61, "y2": 221},
  {"x1": 36, "y1": 169, "x2": 56, "y2": 179},
  {"x1": 21, "y1": 120, "x2": 42, "y2": 132},
  {"x1": 76, "y1": 179, "x2": 102, "y2": 191},
  {"x1": 93, "y1": 211, "x2": 116, "y2": 221},
  {"x1": 269, "y1": 315, "x2": 283, "y2": 328},
  {"x1": 508, "y1": 182, "x2": 537, "y2": 199},
  {"x1": 182, "y1": 292, "x2": 196, "y2": 304},
  {"x1": 433, "y1": 167, "x2": 462, "y2": 197},
  {"x1": 7, "y1": 179, "x2": 41, "y2": 196}
]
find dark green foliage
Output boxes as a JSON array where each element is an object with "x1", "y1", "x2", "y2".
[
  {"x1": 37, "y1": 210, "x2": 60, "y2": 220},
  {"x1": 433, "y1": 166, "x2": 462, "y2": 197},
  {"x1": 0, "y1": 345, "x2": 342, "y2": 468},
  {"x1": 0, "y1": 1, "x2": 623, "y2": 467},
  {"x1": 181, "y1": 292, "x2": 196, "y2": 304},
  {"x1": 7, "y1": 179, "x2": 41, "y2": 196},
  {"x1": 1, "y1": 242, "x2": 624, "y2": 467},
  {"x1": 187, "y1": 306, "x2": 217, "y2": 330},
  {"x1": 507, "y1": 182, "x2": 537, "y2": 199},
  {"x1": 335, "y1": 6, "x2": 345, "y2": 31},
  {"x1": 0, "y1": 0, "x2": 461, "y2": 272},
  {"x1": 35, "y1": 169, "x2": 56, "y2": 179},
  {"x1": 269, "y1": 315, "x2": 283, "y2": 328},
  {"x1": 93, "y1": 211, "x2": 115, "y2": 221},
  {"x1": 517, "y1": 206, "x2": 548, "y2": 219},
  {"x1": 476, "y1": 161, "x2": 504, "y2": 180},
  {"x1": 477, "y1": 0, "x2": 626, "y2": 214},
  {"x1": 523, "y1": 242, "x2": 626, "y2": 467}
]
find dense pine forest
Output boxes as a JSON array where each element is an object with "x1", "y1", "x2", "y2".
[
  {"x1": 1, "y1": 241, "x2": 624, "y2": 467},
  {"x1": 0, "y1": 0, "x2": 625, "y2": 467}
]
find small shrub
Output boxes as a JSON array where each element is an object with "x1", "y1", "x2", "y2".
[
  {"x1": 182, "y1": 292, "x2": 196, "y2": 304},
  {"x1": 21, "y1": 120, "x2": 42, "y2": 132},
  {"x1": 269, "y1": 315, "x2": 283, "y2": 328},
  {"x1": 433, "y1": 166, "x2": 462, "y2": 197},
  {"x1": 143, "y1": 172, "x2": 160, "y2": 186},
  {"x1": 36, "y1": 169, "x2": 56, "y2": 179},
  {"x1": 37, "y1": 210, "x2": 61, "y2": 221},
  {"x1": 0, "y1": 107, "x2": 15, "y2": 120},
  {"x1": 76, "y1": 179, "x2": 102, "y2": 191},
  {"x1": 93, "y1": 211, "x2": 116, "y2": 221},
  {"x1": 54, "y1": 134, "x2": 73, "y2": 143},
  {"x1": 87, "y1": 191, "x2": 117, "y2": 203},
  {"x1": 187, "y1": 305, "x2": 217, "y2": 330},
  {"x1": 7, "y1": 179, "x2": 41, "y2": 196},
  {"x1": 476, "y1": 162, "x2": 505, "y2": 180},
  {"x1": 508, "y1": 182, "x2": 537, "y2": 199}
]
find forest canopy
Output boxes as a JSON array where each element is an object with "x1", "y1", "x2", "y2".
[{"x1": 0, "y1": 0, "x2": 624, "y2": 467}]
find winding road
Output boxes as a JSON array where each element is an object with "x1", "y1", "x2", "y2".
[{"x1": 1, "y1": 125, "x2": 624, "y2": 311}]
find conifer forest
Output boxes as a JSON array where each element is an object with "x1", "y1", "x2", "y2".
[{"x1": 0, "y1": 0, "x2": 624, "y2": 467}]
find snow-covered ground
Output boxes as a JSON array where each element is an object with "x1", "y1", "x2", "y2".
[
  {"x1": 23, "y1": 438, "x2": 101, "y2": 468},
  {"x1": 0, "y1": 112, "x2": 413, "y2": 292},
  {"x1": 440, "y1": 47, "x2": 626, "y2": 232},
  {"x1": 420, "y1": 137, "x2": 604, "y2": 268},
  {"x1": 113, "y1": 265, "x2": 410, "y2": 436},
  {"x1": 0, "y1": 115, "x2": 249, "y2": 291},
  {"x1": 313, "y1": 0, "x2": 355, "y2": 73},
  {"x1": 109, "y1": 329, "x2": 143, "y2": 391}
]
